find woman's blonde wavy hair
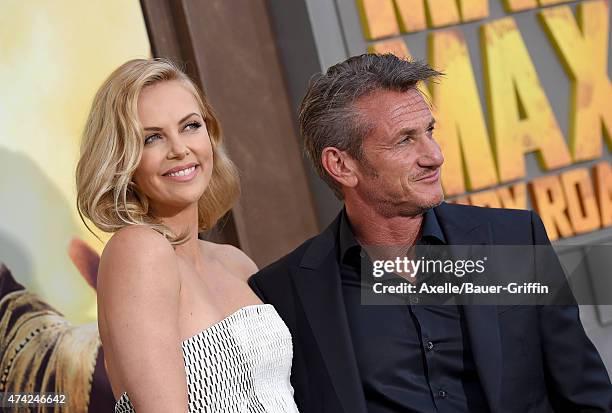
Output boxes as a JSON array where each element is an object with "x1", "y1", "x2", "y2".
[{"x1": 76, "y1": 58, "x2": 240, "y2": 245}]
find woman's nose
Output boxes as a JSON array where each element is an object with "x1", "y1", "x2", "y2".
[{"x1": 167, "y1": 135, "x2": 189, "y2": 159}]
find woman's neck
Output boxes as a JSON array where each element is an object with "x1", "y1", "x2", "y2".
[{"x1": 154, "y1": 202, "x2": 203, "y2": 266}]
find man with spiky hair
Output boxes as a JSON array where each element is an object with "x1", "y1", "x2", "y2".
[{"x1": 250, "y1": 54, "x2": 612, "y2": 413}]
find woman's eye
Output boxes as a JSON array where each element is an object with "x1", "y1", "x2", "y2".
[
  {"x1": 184, "y1": 121, "x2": 202, "y2": 131},
  {"x1": 144, "y1": 134, "x2": 161, "y2": 145}
]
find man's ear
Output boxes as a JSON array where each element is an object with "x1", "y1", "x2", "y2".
[{"x1": 321, "y1": 147, "x2": 359, "y2": 189}]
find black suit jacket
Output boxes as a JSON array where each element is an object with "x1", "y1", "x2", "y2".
[{"x1": 249, "y1": 202, "x2": 612, "y2": 413}]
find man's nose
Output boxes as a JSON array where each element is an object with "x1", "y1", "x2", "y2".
[{"x1": 418, "y1": 137, "x2": 444, "y2": 168}]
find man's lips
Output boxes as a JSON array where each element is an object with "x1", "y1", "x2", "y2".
[{"x1": 415, "y1": 169, "x2": 440, "y2": 182}]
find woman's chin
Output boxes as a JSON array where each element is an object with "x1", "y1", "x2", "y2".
[{"x1": 150, "y1": 195, "x2": 203, "y2": 214}]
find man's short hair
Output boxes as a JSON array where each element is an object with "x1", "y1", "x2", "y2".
[{"x1": 299, "y1": 53, "x2": 442, "y2": 199}]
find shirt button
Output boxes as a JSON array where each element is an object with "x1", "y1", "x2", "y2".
[
  {"x1": 438, "y1": 389, "x2": 447, "y2": 398},
  {"x1": 426, "y1": 341, "x2": 435, "y2": 351},
  {"x1": 409, "y1": 295, "x2": 419, "y2": 304}
]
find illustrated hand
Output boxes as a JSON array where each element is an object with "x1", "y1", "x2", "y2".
[{"x1": 68, "y1": 237, "x2": 101, "y2": 289}]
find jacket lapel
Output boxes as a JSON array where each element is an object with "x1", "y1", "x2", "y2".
[
  {"x1": 435, "y1": 203, "x2": 503, "y2": 412},
  {"x1": 291, "y1": 216, "x2": 368, "y2": 413},
  {"x1": 461, "y1": 306, "x2": 502, "y2": 412}
]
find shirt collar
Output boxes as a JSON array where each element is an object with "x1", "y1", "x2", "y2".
[
  {"x1": 339, "y1": 208, "x2": 360, "y2": 264},
  {"x1": 420, "y1": 206, "x2": 446, "y2": 245},
  {"x1": 338, "y1": 206, "x2": 446, "y2": 263}
]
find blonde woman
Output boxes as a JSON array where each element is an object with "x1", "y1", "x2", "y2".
[{"x1": 76, "y1": 59, "x2": 299, "y2": 413}]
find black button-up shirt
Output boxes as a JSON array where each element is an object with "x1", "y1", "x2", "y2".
[{"x1": 339, "y1": 208, "x2": 490, "y2": 413}]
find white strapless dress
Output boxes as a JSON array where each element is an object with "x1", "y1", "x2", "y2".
[{"x1": 114, "y1": 304, "x2": 299, "y2": 412}]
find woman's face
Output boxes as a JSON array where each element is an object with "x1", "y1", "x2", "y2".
[{"x1": 132, "y1": 80, "x2": 213, "y2": 215}]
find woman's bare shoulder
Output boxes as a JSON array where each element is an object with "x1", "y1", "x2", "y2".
[
  {"x1": 98, "y1": 226, "x2": 180, "y2": 301},
  {"x1": 103, "y1": 225, "x2": 172, "y2": 255},
  {"x1": 200, "y1": 240, "x2": 258, "y2": 281}
]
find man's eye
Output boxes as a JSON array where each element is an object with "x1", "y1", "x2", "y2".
[
  {"x1": 144, "y1": 134, "x2": 161, "y2": 145},
  {"x1": 399, "y1": 136, "x2": 413, "y2": 144},
  {"x1": 184, "y1": 121, "x2": 202, "y2": 131}
]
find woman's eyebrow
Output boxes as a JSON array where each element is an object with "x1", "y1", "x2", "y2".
[{"x1": 143, "y1": 112, "x2": 201, "y2": 131}]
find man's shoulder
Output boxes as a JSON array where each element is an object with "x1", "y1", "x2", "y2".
[
  {"x1": 255, "y1": 235, "x2": 319, "y2": 279},
  {"x1": 436, "y1": 202, "x2": 539, "y2": 243},
  {"x1": 250, "y1": 213, "x2": 341, "y2": 289},
  {"x1": 437, "y1": 202, "x2": 533, "y2": 225}
]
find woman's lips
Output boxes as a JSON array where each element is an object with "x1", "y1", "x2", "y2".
[{"x1": 162, "y1": 165, "x2": 199, "y2": 182}]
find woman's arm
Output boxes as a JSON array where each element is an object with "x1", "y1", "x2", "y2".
[{"x1": 97, "y1": 226, "x2": 188, "y2": 412}]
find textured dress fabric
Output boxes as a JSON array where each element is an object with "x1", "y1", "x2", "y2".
[{"x1": 114, "y1": 304, "x2": 299, "y2": 412}]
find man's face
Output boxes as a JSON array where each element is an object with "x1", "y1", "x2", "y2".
[{"x1": 351, "y1": 88, "x2": 444, "y2": 216}]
